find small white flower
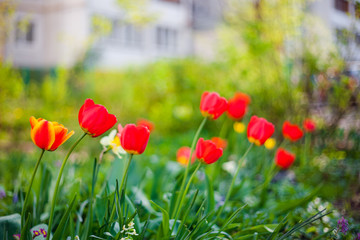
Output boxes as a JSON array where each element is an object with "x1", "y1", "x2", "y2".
[
  {"x1": 222, "y1": 161, "x2": 237, "y2": 176},
  {"x1": 100, "y1": 130, "x2": 126, "y2": 158}
]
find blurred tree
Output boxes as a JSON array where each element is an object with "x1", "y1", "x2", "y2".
[
  {"x1": 0, "y1": 0, "x2": 15, "y2": 62},
  {"x1": 218, "y1": 0, "x2": 341, "y2": 127}
]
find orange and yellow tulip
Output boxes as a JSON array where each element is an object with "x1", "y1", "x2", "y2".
[{"x1": 30, "y1": 116, "x2": 74, "y2": 151}]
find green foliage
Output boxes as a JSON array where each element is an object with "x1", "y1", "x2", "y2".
[{"x1": 1, "y1": 0, "x2": 359, "y2": 239}]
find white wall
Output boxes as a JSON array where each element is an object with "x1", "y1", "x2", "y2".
[
  {"x1": 88, "y1": 0, "x2": 193, "y2": 69},
  {"x1": 5, "y1": 0, "x2": 88, "y2": 68}
]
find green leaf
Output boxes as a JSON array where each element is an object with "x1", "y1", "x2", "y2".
[
  {"x1": 125, "y1": 195, "x2": 141, "y2": 233},
  {"x1": 52, "y1": 194, "x2": 77, "y2": 239},
  {"x1": 274, "y1": 185, "x2": 322, "y2": 215},
  {"x1": 266, "y1": 215, "x2": 288, "y2": 240},
  {"x1": 205, "y1": 173, "x2": 215, "y2": 215},
  {"x1": 0, "y1": 214, "x2": 21, "y2": 239},
  {"x1": 174, "y1": 189, "x2": 199, "y2": 238},
  {"x1": 150, "y1": 200, "x2": 170, "y2": 238},
  {"x1": 20, "y1": 213, "x2": 32, "y2": 240},
  {"x1": 237, "y1": 224, "x2": 278, "y2": 235}
]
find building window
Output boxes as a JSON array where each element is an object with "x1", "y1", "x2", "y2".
[
  {"x1": 355, "y1": 32, "x2": 360, "y2": 45},
  {"x1": 108, "y1": 21, "x2": 143, "y2": 48},
  {"x1": 15, "y1": 20, "x2": 34, "y2": 44},
  {"x1": 334, "y1": 0, "x2": 349, "y2": 12},
  {"x1": 156, "y1": 26, "x2": 177, "y2": 52},
  {"x1": 159, "y1": 0, "x2": 180, "y2": 4}
]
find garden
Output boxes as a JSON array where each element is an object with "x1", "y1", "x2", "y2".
[{"x1": 1, "y1": 0, "x2": 360, "y2": 239}]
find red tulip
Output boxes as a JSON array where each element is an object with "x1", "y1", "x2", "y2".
[
  {"x1": 227, "y1": 92, "x2": 251, "y2": 120},
  {"x1": 78, "y1": 99, "x2": 117, "y2": 137},
  {"x1": 200, "y1": 91, "x2": 228, "y2": 120},
  {"x1": 137, "y1": 118, "x2": 154, "y2": 132},
  {"x1": 247, "y1": 116, "x2": 275, "y2": 146},
  {"x1": 30, "y1": 116, "x2": 74, "y2": 151},
  {"x1": 282, "y1": 121, "x2": 303, "y2": 142},
  {"x1": 176, "y1": 146, "x2": 195, "y2": 166},
  {"x1": 120, "y1": 124, "x2": 150, "y2": 155},
  {"x1": 210, "y1": 137, "x2": 228, "y2": 150},
  {"x1": 195, "y1": 138, "x2": 223, "y2": 164},
  {"x1": 275, "y1": 148, "x2": 295, "y2": 169},
  {"x1": 303, "y1": 119, "x2": 316, "y2": 132}
]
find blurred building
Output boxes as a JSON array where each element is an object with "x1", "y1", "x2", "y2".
[
  {"x1": 3, "y1": 0, "x2": 88, "y2": 68},
  {"x1": 88, "y1": 0, "x2": 225, "y2": 68},
  {"x1": 4, "y1": 0, "x2": 360, "y2": 70},
  {"x1": 2, "y1": 0, "x2": 224, "y2": 69},
  {"x1": 88, "y1": 0, "x2": 193, "y2": 68},
  {"x1": 310, "y1": 0, "x2": 360, "y2": 74}
]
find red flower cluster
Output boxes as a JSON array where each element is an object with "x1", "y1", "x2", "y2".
[
  {"x1": 120, "y1": 124, "x2": 150, "y2": 155},
  {"x1": 275, "y1": 148, "x2": 295, "y2": 169},
  {"x1": 79, "y1": 99, "x2": 117, "y2": 138},
  {"x1": 303, "y1": 119, "x2": 316, "y2": 132},
  {"x1": 176, "y1": 146, "x2": 195, "y2": 166},
  {"x1": 195, "y1": 138, "x2": 223, "y2": 164},
  {"x1": 200, "y1": 92, "x2": 228, "y2": 120},
  {"x1": 211, "y1": 137, "x2": 227, "y2": 150},
  {"x1": 137, "y1": 118, "x2": 154, "y2": 132},
  {"x1": 247, "y1": 116, "x2": 275, "y2": 146},
  {"x1": 227, "y1": 92, "x2": 251, "y2": 120},
  {"x1": 282, "y1": 121, "x2": 303, "y2": 142}
]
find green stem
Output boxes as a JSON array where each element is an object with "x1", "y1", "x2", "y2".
[
  {"x1": 171, "y1": 117, "x2": 207, "y2": 219},
  {"x1": 108, "y1": 154, "x2": 133, "y2": 225},
  {"x1": 83, "y1": 158, "x2": 100, "y2": 240},
  {"x1": 172, "y1": 162, "x2": 202, "y2": 232},
  {"x1": 258, "y1": 163, "x2": 278, "y2": 207},
  {"x1": 46, "y1": 132, "x2": 87, "y2": 240},
  {"x1": 219, "y1": 118, "x2": 230, "y2": 138},
  {"x1": 302, "y1": 133, "x2": 310, "y2": 168},
  {"x1": 21, "y1": 149, "x2": 45, "y2": 229},
  {"x1": 214, "y1": 143, "x2": 253, "y2": 222}
]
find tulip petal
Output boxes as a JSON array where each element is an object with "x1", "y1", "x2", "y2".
[
  {"x1": 135, "y1": 126, "x2": 150, "y2": 154},
  {"x1": 30, "y1": 116, "x2": 38, "y2": 129},
  {"x1": 31, "y1": 120, "x2": 55, "y2": 150},
  {"x1": 204, "y1": 148, "x2": 223, "y2": 164},
  {"x1": 120, "y1": 124, "x2": 150, "y2": 155},
  {"x1": 92, "y1": 113, "x2": 117, "y2": 137},
  {"x1": 80, "y1": 105, "x2": 108, "y2": 135},
  {"x1": 49, "y1": 126, "x2": 74, "y2": 151},
  {"x1": 78, "y1": 98, "x2": 95, "y2": 124}
]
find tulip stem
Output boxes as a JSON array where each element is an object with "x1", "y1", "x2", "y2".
[
  {"x1": 214, "y1": 143, "x2": 253, "y2": 222},
  {"x1": 258, "y1": 163, "x2": 278, "y2": 207},
  {"x1": 46, "y1": 132, "x2": 87, "y2": 240},
  {"x1": 171, "y1": 117, "x2": 207, "y2": 219},
  {"x1": 21, "y1": 149, "x2": 45, "y2": 231},
  {"x1": 171, "y1": 162, "x2": 202, "y2": 233},
  {"x1": 302, "y1": 133, "x2": 310, "y2": 167},
  {"x1": 108, "y1": 153, "x2": 133, "y2": 227}
]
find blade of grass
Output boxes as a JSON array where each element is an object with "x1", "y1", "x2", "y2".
[
  {"x1": 52, "y1": 194, "x2": 77, "y2": 239},
  {"x1": 150, "y1": 200, "x2": 170, "y2": 238}
]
